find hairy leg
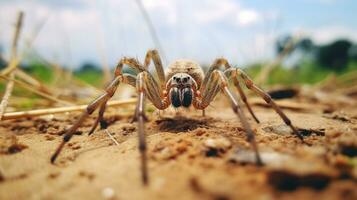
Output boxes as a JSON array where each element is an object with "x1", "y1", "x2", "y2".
[
  {"x1": 88, "y1": 102, "x2": 107, "y2": 135},
  {"x1": 115, "y1": 57, "x2": 146, "y2": 76},
  {"x1": 140, "y1": 71, "x2": 170, "y2": 110},
  {"x1": 228, "y1": 68, "x2": 304, "y2": 141},
  {"x1": 202, "y1": 58, "x2": 231, "y2": 87},
  {"x1": 51, "y1": 76, "x2": 121, "y2": 163},
  {"x1": 203, "y1": 58, "x2": 259, "y2": 123},
  {"x1": 113, "y1": 50, "x2": 165, "y2": 88},
  {"x1": 232, "y1": 78, "x2": 260, "y2": 123},
  {"x1": 136, "y1": 73, "x2": 148, "y2": 184},
  {"x1": 143, "y1": 49, "x2": 166, "y2": 89},
  {"x1": 193, "y1": 70, "x2": 263, "y2": 165},
  {"x1": 135, "y1": 71, "x2": 170, "y2": 185},
  {"x1": 52, "y1": 55, "x2": 142, "y2": 163},
  {"x1": 87, "y1": 74, "x2": 137, "y2": 135}
]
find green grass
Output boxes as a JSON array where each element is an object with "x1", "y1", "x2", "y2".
[
  {"x1": 1, "y1": 60, "x2": 356, "y2": 100},
  {"x1": 23, "y1": 63, "x2": 54, "y2": 84},
  {"x1": 74, "y1": 70, "x2": 103, "y2": 87},
  {"x1": 245, "y1": 60, "x2": 357, "y2": 86}
]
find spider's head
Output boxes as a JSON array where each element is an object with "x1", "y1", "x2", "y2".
[{"x1": 168, "y1": 73, "x2": 196, "y2": 108}]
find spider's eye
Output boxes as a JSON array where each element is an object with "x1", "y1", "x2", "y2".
[{"x1": 183, "y1": 77, "x2": 188, "y2": 82}]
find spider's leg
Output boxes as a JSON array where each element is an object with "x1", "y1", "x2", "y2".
[
  {"x1": 139, "y1": 72, "x2": 170, "y2": 110},
  {"x1": 232, "y1": 78, "x2": 260, "y2": 123},
  {"x1": 136, "y1": 76, "x2": 148, "y2": 185},
  {"x1": 116, "y1": 50, "x2": 166, "y2": 89},
  {"x1": 143, "y1": 49, "x2": 166, "y2": 89},
  {"x1": 135, "y1": 71, "x2": 170, "y2": 185},
  {"x1": 54, "y1": 57, "x2": 142, "y2": 162},
  {"x1": 88, "y1": 74, "x2": 137, "y2": 135},
  {"x1": 88, "y1": 102, "x2": 107, "y2": 135},
  {"x1": 193, "y1": 70, "x2": 263, "y2": 165},
  {"x1": 203, "y1": 58, "x2": 259, "y2": 123},
  {"x1": 114, "y1": 50, "x2": 167, "y2": 122},
  {"x1": 234, "y1": 68, "x2": 304, "y2": 141},
  {"x1": 202, "y1": 58, "x2": 231, "y2": 89},
  {"x1": 115, "y1": 57, "x2": 146, "y2": 76},
  {"x1": 51, "y1": 76, "x2": 122, "y2": 163},
  {"x1": 118, "y1": 50, "x2": 165, "y2": 122}
]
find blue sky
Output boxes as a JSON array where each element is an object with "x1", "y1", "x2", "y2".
[{"x1": 0, "y1": 0, "x2": 356, "y2": 68}]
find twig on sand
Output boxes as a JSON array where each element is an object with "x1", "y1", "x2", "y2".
[
  {"x1": 105, "y1": 129, "x2": 120, "y2": 146},
  {"x1": 1, "y1": 98, "x2": 136, "y2": 120},
  {"x1": 0, "y1": 11, "x2": 24, "y2": 120}
]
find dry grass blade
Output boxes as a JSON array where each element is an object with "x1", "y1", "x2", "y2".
[
  {"x1": 0, "y1": 15, "x2": 54, "y2": 97},
  {"x1": 15, "y1": 69, "x2": 53, "y2": 95},
  {"x1": 1, "y1": 98, "x2": 136, "y2": 120},
  {"x1": 1, "y1": 15, "x2": 47, "y2": 76},
  {"x1": 134, "y1": 0, "x2": 167, "y2": 64},
  {"x1": 30, "y1": 49, "x2": 103, "y2": 96},
  {"x1": 0, "y1": 58, "x2": 20, "y2": 76},
  {"x1": 95, "y1": 27, "x2": 112, "y2": 84},
  {"x1": 0, "y1": 11, "x2": 24, "y2": 120},
  {"x1": 0, "y1": 73, "x2": 15, "y2": 120},
  {"x1": 255, "y1": 35, "x2": 299, "y2": 85},
  {"x1": 0, "y1": 74, "x2": 74, "y2": 106}
]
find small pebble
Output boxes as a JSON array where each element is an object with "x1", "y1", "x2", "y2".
[
  {"x1": 229, "y1": 149, "x2": 293, "y2": 166},
  {"x1": 194, "y1": 128, "x2": 206, "y2": 136},
  {"x1": 40, "y1": 114, "x2": 54, "y2": 121},
  {"x1": 263, "y1": 125, "x2": 291, "y2": 135},
  {"x1": 204, "y1": 138, "x2": 231, "y2": 149},
  {"x1": 102, "y1": 187, "x2": 115, "y2": 199}
]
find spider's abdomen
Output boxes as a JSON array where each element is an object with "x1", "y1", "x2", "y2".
[{"x1": 166, "y1": 59, "x2": 204, "y2": 89}]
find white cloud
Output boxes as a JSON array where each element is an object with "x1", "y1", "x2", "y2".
[
  {"x1": 192, "y1": 0, "x2": 260, "y2": 26},
  {"x1": 193, "y1": 0, "x2": 239, "y2": 24},
  {"x1": 237, "y1": 10, "x2": 260, "y2": 26},
  {"x1": 142, "y1": 0, "x2": 177, "y2": 25}
]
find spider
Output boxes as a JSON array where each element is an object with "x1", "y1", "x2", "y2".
[{"x1": 50, "y1": 49, "x2": 304, "y2": 185}]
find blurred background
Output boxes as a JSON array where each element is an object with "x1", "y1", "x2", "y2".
[{"x1": 0, "y1": 0, "x2": 356, "y2": 110}]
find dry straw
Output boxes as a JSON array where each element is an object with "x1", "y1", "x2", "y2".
[
  {"x1": 2, "y1": 98, "x2": 136, "y2": 120},
  {"x1": 0, "y1": 11, "x2": 24, "y2": 120}
]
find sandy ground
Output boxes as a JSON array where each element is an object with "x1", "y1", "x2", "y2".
[{"x1": 0, "y1": 93, "x2": 356, "y2": 200}]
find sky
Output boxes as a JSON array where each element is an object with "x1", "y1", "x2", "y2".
[{"x1": 0, "y1": 0, "x2": 356, "y2": 68}]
